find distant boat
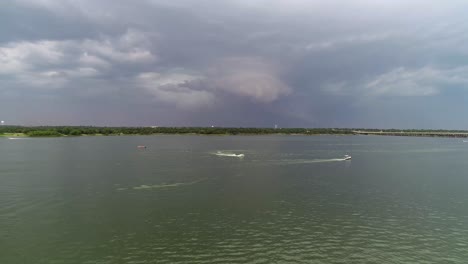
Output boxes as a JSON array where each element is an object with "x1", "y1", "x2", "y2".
[
  {"x1": 137, "y1": 145, "x2": 147, "y2": 149},
  {"x1": 463, "y1": 140, "x2": 468, "y2": 143},
  {"x1": 343, "y1": 155, "x2": 351, "y2": 160}
]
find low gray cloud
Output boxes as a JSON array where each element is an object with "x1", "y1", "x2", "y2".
[
  {"x1": 137, "y1": 71, "x2": 214, "y2": 109},
  {"x1": 135, "y1": 57, "x2": 291, "y2": 108},
  {"x1": 0, "y1": 29, "x2": 156, "y2": 92},
  {"x1": 323, "y1": 66, "x2": 468, "y2": 97}
]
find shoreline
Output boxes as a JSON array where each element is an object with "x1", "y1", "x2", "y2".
[
  {"x1": 0, "y1": 133, "x2": 353, "y2": 138},
  {"x1": 2, "y1": 132, "x2": 468, "y2": 138}
]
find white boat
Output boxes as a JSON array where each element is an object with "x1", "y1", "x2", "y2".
[{"x1": 343, "y1": 155, "x2": 351, "y2": 160}]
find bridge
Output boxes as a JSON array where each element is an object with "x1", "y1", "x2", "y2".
[{"x1": 352, "y1": 130, "x2": 468, "y2": 138}]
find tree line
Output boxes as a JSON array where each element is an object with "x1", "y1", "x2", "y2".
[
  {"x1": 0, "y1": 126, "x2": 355, "y2": 136},
  {"x1": 2, "y1": 126, "x2": 466, "y2": 137}
]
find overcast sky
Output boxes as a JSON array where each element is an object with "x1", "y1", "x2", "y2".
[{"x1": 2, "y1": 0, "x2": 468, "y2": 128}]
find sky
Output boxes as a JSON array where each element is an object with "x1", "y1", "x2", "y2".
[{"x1": 2, "y1": 0, "x2": 468, "y2": 128}]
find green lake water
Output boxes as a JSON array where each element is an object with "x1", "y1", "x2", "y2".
[{"x1": 1, "y1": 135, "x2": 468, "y2": 263}]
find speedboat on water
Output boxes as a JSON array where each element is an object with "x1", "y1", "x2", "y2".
[{"x1": 343, "y1": 155, "x2": 351, "y2": 160}]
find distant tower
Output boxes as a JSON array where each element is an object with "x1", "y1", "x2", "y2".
[{"x1": 274, "y1": 124, "x2": 278, "y2": 129}]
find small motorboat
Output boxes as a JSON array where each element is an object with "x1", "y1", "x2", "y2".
[
  {"x1": 137, "y1": 145, "x2": 147, "y2": 149},
  {"x1": 343, "y1": 155, "x2": 351, "y2": 160}
]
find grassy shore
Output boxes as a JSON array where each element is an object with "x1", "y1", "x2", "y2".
[{"x1": 0, "y1": 133, "x2": 27, "y2": 137}]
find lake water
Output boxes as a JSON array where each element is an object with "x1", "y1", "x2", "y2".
[{"x1": 1, "y1": 135, "x2": 468, "y2": 263}]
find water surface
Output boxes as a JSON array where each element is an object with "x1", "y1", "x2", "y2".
[{"x1": 1, "y1": 135, "x2": 468, "y2": 263}]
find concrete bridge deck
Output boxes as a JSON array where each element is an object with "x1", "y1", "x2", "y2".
[{"x1": 353, "y1": 130, "x2": 468, "y2": 138}]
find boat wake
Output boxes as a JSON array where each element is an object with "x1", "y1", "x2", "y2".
[
  {"x1": 117, "y1": 178, "x2": 208, "y2": 191},
  {"x1": 280, "y1": 158, "x2": 348, "y2": 164},
  {"x1": 271, "y1": 155, "x2": 351, "y2": 165},
  {"x1": 214, "y1": 151, "x2": 245, "y2": 158}
]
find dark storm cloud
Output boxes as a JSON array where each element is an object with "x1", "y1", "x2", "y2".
[{"x1": 2, "y1": 0, "x2": 468, "y2": 128}]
